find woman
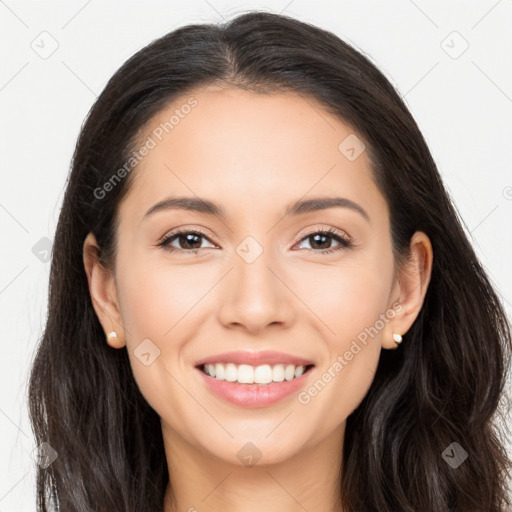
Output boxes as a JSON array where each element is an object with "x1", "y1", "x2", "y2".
[{"x1": 28, "y1": 10, "x2": 512, "y2": 512}]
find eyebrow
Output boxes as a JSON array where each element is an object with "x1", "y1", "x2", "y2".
[{"x1": 142, "y1": 195, "x2": 370, "y2": 223}]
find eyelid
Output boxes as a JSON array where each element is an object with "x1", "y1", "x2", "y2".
[
  {"x1": 157, "y1": 224, "x2": 353, "y2": 253},
  {"x1": 157, "y1": 225, "x2": 218, "y2": 245},
  {"x1": 293, "y1": 225, "x2": 352, "y2": 245}
]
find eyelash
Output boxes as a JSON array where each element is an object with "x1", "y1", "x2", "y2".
[{"x1": 157, "y1": 227, "x2": 352, "y2": 256}]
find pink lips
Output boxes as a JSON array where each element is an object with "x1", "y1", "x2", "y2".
[
  {"x1": 195, "y1": 350, "x2": 314, "y2": 368},
  {"x1": 195, "y1": 366, "x2": 314, "y2": 408},
  {"x1": 194, "y1": 350, "x2": 316, "y2": 408}
]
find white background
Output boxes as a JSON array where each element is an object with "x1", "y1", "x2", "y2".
[{"x1": 1, "y1": 0, "x2": 511, "y2": 509}]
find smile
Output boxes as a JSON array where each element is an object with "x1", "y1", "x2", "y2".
[
  {"x1": 195, "y1": 363, "x2": 316, "y2": 408},
  {"x1": 199, "y1": 362, "x2": 314, "y2": 385}
]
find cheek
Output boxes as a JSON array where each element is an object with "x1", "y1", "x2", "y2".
[
  {"x1": 296, "y1": 276, "x2": 385, "y2": 434},
  {"x1": 117, "y1": 252, "x2": 215, "y2": 340},
  {"x1": 301, "y1": 345, "x2": 380, "y2": 440},
  {"x1": 293, "y1": 254, "x2": 393, "y2": 420},
  {"x1": 294, "y1": 256, "x2": 393, "y2": 344},
  {"x1": 114, "y1": 253, "x2": 218, "y2": 412}
]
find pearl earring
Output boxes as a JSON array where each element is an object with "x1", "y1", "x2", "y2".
[
  {"x1": 393, "y1": 333, "x2": 402, "y2": 345},
  {"x1": 106, "y1": 331, "x2": 118, "y2": 341}
]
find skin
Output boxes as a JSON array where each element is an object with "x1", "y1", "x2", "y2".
[{"x1": 83, "y1": 85, "x2": 433, "y2": 512}]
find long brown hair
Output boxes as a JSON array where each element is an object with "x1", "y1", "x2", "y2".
[{"x1": 28, "y1": 11, "x2": 512, "y2": 511}]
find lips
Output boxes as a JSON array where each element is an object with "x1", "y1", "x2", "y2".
[
  {"x1": 195, "y1": 360, "x2": 316, "y2": 408},
  {"x1": 195, "y1": 350, "x2": 315, "y2": 368}
]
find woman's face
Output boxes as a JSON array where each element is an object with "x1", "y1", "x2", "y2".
[{"x1": 86, "y1": 85, "x2": 430, "y2": 467}]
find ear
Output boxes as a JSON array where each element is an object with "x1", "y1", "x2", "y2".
[
  {"x1": 382, "y1": 231, "x2": 433, "y2": 350},
  {"x1": 83, "y1": 232, "x2": 125, "y2": 349}
]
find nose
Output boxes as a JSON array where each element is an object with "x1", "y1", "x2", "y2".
[{"x1": 217, "y1": 245, "x2": 296, "y2": 335}]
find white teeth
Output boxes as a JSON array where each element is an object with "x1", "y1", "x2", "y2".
[
  {"x1": 272, "y1": 364, "x2": 285, "y2": 382},
  {"x1": 201, "y1": 362, "x2": 309, "y2": 384},
  {"x1": 254, "y1": 364, "x2": 272, "y2": 384},
  {"x1": 225, "y1": 363, "x2": 237, "y2": 382},
  {"x1": 207, "y1": 364, "x2": 216, "y2": 377},
  {"x1": 284, "y1": 364, "x2": 295, "y2": 381},
  {"x1": 214, "y1": 363, "x2": 224, "y2": 380},
  {"x1": 238, "y1": 364, "x2": 254, "y2": 384}
]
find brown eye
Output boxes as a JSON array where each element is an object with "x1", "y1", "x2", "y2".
[
  {"x1": 158, "y1": 230, "x2": 216, "y2": 253},
  {"x1": 295, "y1": 229, "x2": 352, "y2": 255}
]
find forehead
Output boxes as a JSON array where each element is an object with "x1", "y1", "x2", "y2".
[{"x1": 119, "y1": 85, "x2": 386, "y2": 223}]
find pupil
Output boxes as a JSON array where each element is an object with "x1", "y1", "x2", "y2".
[
  {"x1": 182, "y1": 233, "x2": 201, "y2": 249},
  {"x1": 311, "y1": 234, "x2": 330, "y2": 249}
]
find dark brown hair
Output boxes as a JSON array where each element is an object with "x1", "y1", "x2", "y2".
[{"x1": 28, "y1": 10, "x2": 512, "y2": 511}]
